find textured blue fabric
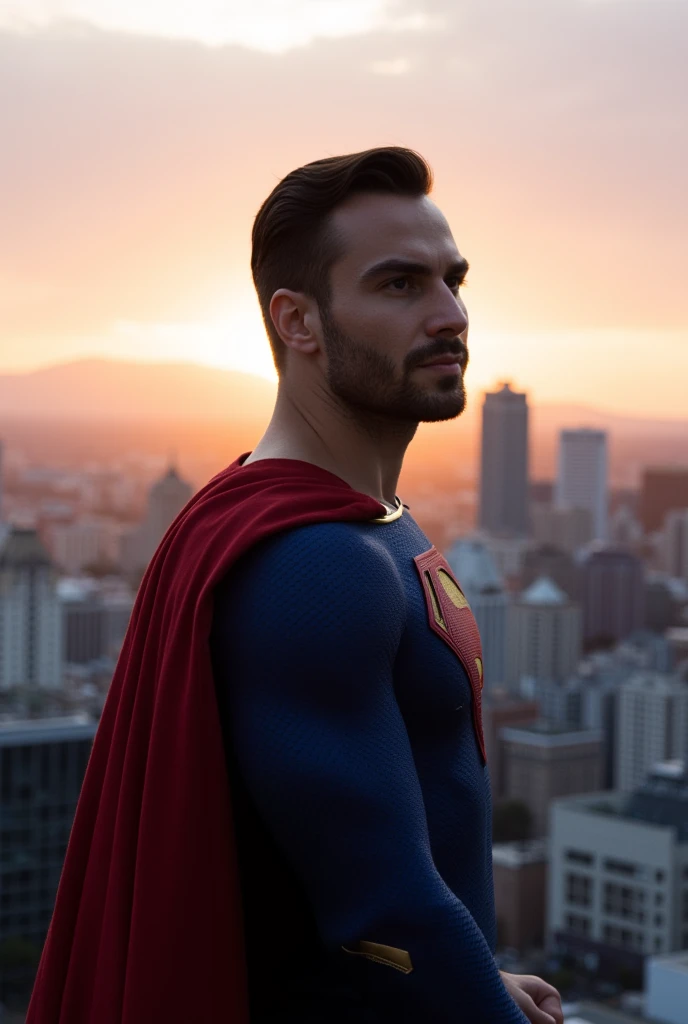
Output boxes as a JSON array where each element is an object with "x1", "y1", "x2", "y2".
[{"x1": 210, "y1": 513, "x2": 528, "y2": 1023}]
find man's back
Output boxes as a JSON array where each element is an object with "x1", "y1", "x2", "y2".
[{"x1": 210, "y1": 512, "x2": 523, "y2": 1022}]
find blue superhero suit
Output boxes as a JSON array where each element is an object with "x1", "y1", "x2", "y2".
[{"x1": 209, "y1": 507, "x2": 528, "y2": 1023}]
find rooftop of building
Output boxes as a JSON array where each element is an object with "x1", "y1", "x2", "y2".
[
  {"x1": 0, "y1": 525, "x2": 53, "y2": 568},
  {"x1": 563, "y1": 1003, "x2": 663, "y2": 1024},
  {"x1": 560, "y1": 766, "x2": 688, "y2": 841},
  {"x1": 501, "y1": 721, "x2": 603, "y2": 747},
  {"x1": 445, "y1": 536, "x2": 504, "y2": 595},
  {"x1": 520, "y1": 576, "x2": 568, "y2": 606},
  {"x1": 491, "y1": 838, "x2": 548, "y2": 868},
  {"x1": 650, "y1": 950, "x2": 688, "y2": 976},
  {"x1": 0, "y1": 714, "x2": 97, "y2": 746}
]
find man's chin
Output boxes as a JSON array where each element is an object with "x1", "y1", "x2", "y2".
[{"x1": 418, "y1": 399, "x2": 466, "y2": 423}]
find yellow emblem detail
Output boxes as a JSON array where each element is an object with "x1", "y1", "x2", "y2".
[
  {"x1": 341, "y1": 941, "x2": 414, "y2": 974},
  {"x1": 424, "y1": 572, "x2": 447, "y2": 631},
  {"x1": 437, "y1": 569, "x2": 469, "y2": 609},
  {"x1": 476, "y1": 657, "x2": 483, "y2": 688}
]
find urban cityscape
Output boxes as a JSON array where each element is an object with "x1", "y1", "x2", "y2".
[{"x1": 0, "y1": 375, "x2": 687, "y2": 1022}]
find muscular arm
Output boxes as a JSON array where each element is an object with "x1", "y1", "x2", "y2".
[{"x1": 211, "y1": 523, "x2": 527, "y2": 1023}]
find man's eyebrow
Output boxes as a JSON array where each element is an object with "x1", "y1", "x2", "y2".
[{"x1": 359, "y1": 256, "x2": 470, "y2": 284}]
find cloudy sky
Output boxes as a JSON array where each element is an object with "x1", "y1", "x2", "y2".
[{"x1": 2, "y1": 0, "x2": 687, "y2": 415}]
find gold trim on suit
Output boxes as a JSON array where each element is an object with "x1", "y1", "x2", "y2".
[{"x1": 341, "y1": 940, "x2": 414, "y2": 974}]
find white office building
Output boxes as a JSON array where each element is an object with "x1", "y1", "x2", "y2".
[
  {"x1": 548, "y1": 768, "x2": 688, "y2": 972},
  {"x1": 555, "y1": 429, "x2": 608, "y2": 542},
  {"x1": 616, "y1": 673, "x2": 688, "y2": 792},
  {"x1": 508, "y1": 577, "x2": 582, "y2": 687}
]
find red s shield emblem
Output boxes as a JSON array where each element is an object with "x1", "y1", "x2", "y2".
[{"x1": 413, "y1": 547, "x2": 486, "y2": 764}]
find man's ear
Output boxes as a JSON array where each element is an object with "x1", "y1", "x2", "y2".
[{"x1": 269, "y1": 289, "x2": 321, "y2": 356}]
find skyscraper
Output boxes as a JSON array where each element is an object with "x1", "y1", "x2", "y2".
[
  {"x1": 639, "y1": 467, "x2": 688, "y2": 535},
  {"x1": 120, "y1": 462, "x2": 193, "y2": 576},
  {"x1": 478, "y1": 383, "x2": 529, "y2": 537},
  {"x1": 508, "y1": 577, "x2": 582, "y2": 686},
  {"x1": 616, "y1": 673, "x2": 688, "y2": 791},
  {"x1": 555, "y1": 429, "x2": 608, "y2": 542},
  {"x1": 0, "y1": 527, "x2": 62, "y2": 689},
  {"x1": 663, "y1": 509, "x2": 688, "y2": 582},
  {"x1": 578, "y1": 546, "x2": 645, "y2": 645}
]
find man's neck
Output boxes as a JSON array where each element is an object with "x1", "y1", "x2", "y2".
[{"x1": 245, "y1": 383, "x2": 417, "y2": 506}]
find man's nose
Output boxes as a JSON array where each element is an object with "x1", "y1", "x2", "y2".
[{"x1": 426, "y1": 287, "x2": 469, "y2": 339}]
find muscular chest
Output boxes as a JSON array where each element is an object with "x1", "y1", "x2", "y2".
[{"x1": 391, "y1": 545, "x2": 487, "y2": 764}]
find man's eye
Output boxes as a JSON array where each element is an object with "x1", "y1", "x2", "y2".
[
  {"x1": 387, "y1": 277, "x2": 412, "y2": 291},
  {"x1": 446, "y1": 276, "x2": 466, "y2": 292}
]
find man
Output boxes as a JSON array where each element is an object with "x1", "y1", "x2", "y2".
[{"x1": 28, "y1": 148, "x2": 562, "y2": 1024}]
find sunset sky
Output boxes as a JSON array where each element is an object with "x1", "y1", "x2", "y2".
[{"x1": 2, "y1": 0, "x2": 687, "y2": 416}]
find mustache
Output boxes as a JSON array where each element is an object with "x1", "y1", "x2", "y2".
[{"x1": 404, "y1": 338, "x2": 469, "y2": 372}]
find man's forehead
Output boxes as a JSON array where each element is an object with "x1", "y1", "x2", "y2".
[{"x1": 330, "y1": 192, "x2": 461, "y2": 267}]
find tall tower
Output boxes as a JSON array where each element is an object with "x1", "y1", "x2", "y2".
[
  {"x1": 478, "y1": 383, "x2": 529, "y2": 537},
  {"x1": 555, "y1": 429, "x2": 608, "y2": 542},
  {"x1": 0, "y1": 527, "x2": 63, "y2": 688}
]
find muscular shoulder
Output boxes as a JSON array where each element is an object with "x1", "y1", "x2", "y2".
[{"x1": 212, "y1": 521, "x2": 407, "y2": 651}]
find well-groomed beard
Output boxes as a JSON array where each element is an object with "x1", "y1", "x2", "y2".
[{"x1": 321, "y1": 307, "x2": 468, "y2": 424}]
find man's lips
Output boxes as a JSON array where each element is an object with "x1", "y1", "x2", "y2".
[{"x1": 416, "y1": 355, "x2": 463, "y2": 369}]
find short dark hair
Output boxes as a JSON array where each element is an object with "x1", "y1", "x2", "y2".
[{"x1": 251, "y1": 146, "x2": 433, "y2": 371}]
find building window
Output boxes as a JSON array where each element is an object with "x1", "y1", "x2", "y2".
[
  {"x1": 603, "y1": 858, "x2": 637, "y2": 878},
  {"x1": 655, "y1": 914, "x2": 664, "y2": 927},
  {"x1": 656, "y1": 870, "x2": 665, "y2": 883},
  {"x1": 602, "y1": 924, "x2": 641, "y2": 951},
  {"x1": 603, "y1": 882, "x2": 645, "y2": 923},
  {"x1": 566, "y1": 873, "x2": 593, "y2": 908},
  {"x1": 566, "y1": 849, "x2": 594, "y2": 867},
  {"x1": 655, "y1": 936, "x2": 663, "y2": 952},
  {"x1": 656, "y1": 892, "x2": 664, "y2": 906},
  {"x1": 565, "y1": 914, "x2": 591, "y2": 937}
]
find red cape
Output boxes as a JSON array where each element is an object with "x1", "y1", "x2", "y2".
[{"x1": 28, "y1": 457, "x2": 382, "y2": 1023}]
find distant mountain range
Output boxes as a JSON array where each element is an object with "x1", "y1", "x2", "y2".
[
  {"x1": 0, "y1": 358, "x2": 277, "y2": 421},
  {"x1": 1, "y1": 357, "x2": 686, "y2": 435},
  {"x1": 0, "y1": 359, "x2": 686, "y2": 485}
]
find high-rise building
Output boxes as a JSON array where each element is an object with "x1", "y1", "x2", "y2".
[
  {"x1": 481, "y1": 690, "x2": 539, "y2": 800},
  {"x1": 508, "y1": 577, "x2": 582, "y2": 687},
  {"x1": 640, "y1": 467, "x2": 688, "y2": 535},
  {"x1": 548, "y1": 768, "x2": 688, "y2": 971},
  {"x1": 555, "y1": 429, "x2": 608, "y2": 542},
  {"x1": 0, "y1": 716, "x2": 96, "y2": 950},
  {"x1": 500, "y1": 722, "x2": 603, "y2": 836},
  {"x1": 615, "y1": 673, "x2": 688, "y2": 792},
  {"x1": 445, "y1": 537, "x2": 510, "y2": 688},
  {"x1": 0, "y1": 527, "x2": 62, "y2": 689},
  {"x1": 57, "y1": 577, "x2": 135, "y2": 666},
  {"x1": 120, "y1": 462, "x2": 193, "y2": 576},
  {"x1": 0, "y1": 438, "x2": 4, "y2": 522},
  {"x1": 578, "y1": 546, "x2": 645, "y2": 645},
  {"x1": 520, "y1": 544, "x2": 579, "y2": 600},
  {"x1": 663, "y1": 509, "x2": 688, "y2": 582},
  {"x1": 531, "y1": 504, "x2": 594, "y2": 554},
  {"x1": 478, "y1": 383, "x2": 529, "y2": 538}
]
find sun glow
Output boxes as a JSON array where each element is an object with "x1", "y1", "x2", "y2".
[{"x1": 1, "y1": 0, "x2": 391, "y2": 51}]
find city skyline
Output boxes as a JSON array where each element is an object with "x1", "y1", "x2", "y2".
[{"x1": 2, "y1": 0, "x2": 688, "y2": 416}]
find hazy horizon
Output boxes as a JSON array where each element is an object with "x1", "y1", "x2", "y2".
[{"x1": 3, "y1": 0, "x2": 688, "y2": 418}]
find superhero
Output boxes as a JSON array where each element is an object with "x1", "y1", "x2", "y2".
[{"x1": 28, "y1": 147, "x2": 563, "y2": 1024}]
